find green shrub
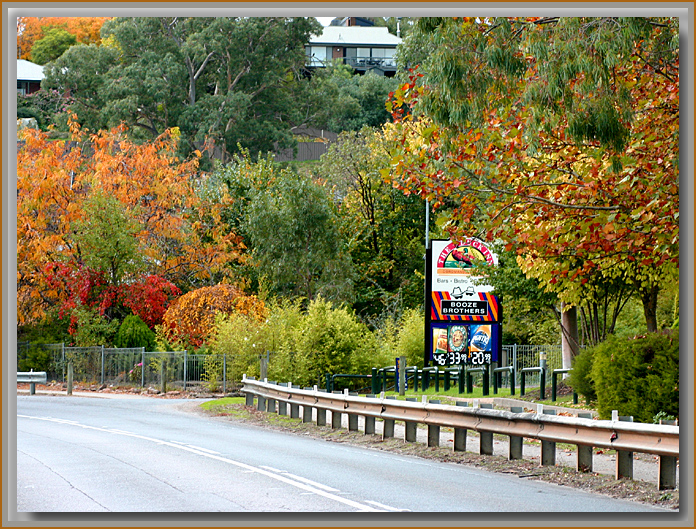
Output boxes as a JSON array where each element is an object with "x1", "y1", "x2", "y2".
[
  {"x1": 17, "y1": 343, "x2": 54, "y2": 373},
  {"x1": 590, "y1": 331, "x2": 679, "y2": 422},
  {"x1": 393, "y1": 308, "x2": 425, "y2": 369},
  {"x1": 567, "y1": 346, "x2": 597, "y2": 404},
  {"x1": 115, "y1": 315, "x2": 156, "y2": 351}
]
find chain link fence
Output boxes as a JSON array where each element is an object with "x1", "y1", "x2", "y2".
[{"x1": 17, "y1": 342, "x2": 243, "y2": 393}]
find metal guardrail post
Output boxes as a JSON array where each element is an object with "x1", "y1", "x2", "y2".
[
  {"x1": 371, "y1": 368, "x2": 378, "y2": 394},
  {"x1": 364, "y1": 395, "x2": 376, "y2": 435},
  {"x1": 577, "y1": 412, "x2": 594, "y2": 472},
  {"x1": 427, "y1": 400, "x2": 441, "y2": 447},
  {"x1": 509, "y1": 406, "x2": 524, "y2": 460},
  {"x1": 382, "y1": 396, "x2": 396, "y2": 438},
  {"x1": 454, "y1": 401, "x2": 468, "y2": 451},
  {"x1": 478, "y1": 403, "x2": 494, "y2": 455},
  {"x1": 302, "y1": 388, "x2": 313, "y2": 422},
  {"x1": 658, "y1": 419, "x2": 678, "y2": 490},
  {"x1": 443, "y1": 371, "x2": 450, "y2": 392},
  {"x1": 540, "y1": 408, "x2": 557, "y2": 465},
  {"x1": 615, "y1": 413, "x2": 634, "y2": 480}
]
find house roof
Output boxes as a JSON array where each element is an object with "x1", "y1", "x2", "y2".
[
  {"x1": 17, "y1": 59, "x2": 45, "y2": 82},
  {"x1": 309, "y1": 26, "x2": 402, "y2": 47}
]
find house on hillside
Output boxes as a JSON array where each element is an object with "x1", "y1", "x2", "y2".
[
  {"x1": 305, "y1": 25, "x2": 402, "y2": 76},
  {"x1": 17, "y1": 59, "x2": 44, "y2": 95}
]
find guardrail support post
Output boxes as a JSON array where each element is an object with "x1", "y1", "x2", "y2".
[
  {"x1": 658, "y1": 418, "x2": 678, "y2": 490},
  {"x1": 576, "y1": 412, "x2": 593, "y2": 472},
  {"x1": 659, "y1": 455, "x2": 678, "y2": 490},
  {"x1": 316, "y1": 407, "x2": 327, "y2": 427},
  {"x1": 257, "y1": 395, "x2": 266, "y2": 412},
  {"x1": 615, "y1": 415, "x2": 634, "y2": 479},
  {"x1": 245, "y1": 391, "x2": 254, "y2": 406},
  {"x1": 443, "y1": 370, "x2": 450, "y2": 392},
  {"x1": 508, "y1": 406, "x2": 524, "y2": 460},
  {"x1": 427, "y1": 425, "x2": 440, "y2": 447},
  {"x1": 478, "y1": 403, "x2": 494, "y2": 455},
  {"x1": 364, "y1": 395, "x2": 376, "y2": 434},
  {"x1": 332, "y1": 410, "x2": 341, "y2": 429},
  {"x1": 454, "y1": 402, "x2": 468, "y2": 451},
  {"x1": 540, "y1": 409, "x2": 556, "y2": 466}
]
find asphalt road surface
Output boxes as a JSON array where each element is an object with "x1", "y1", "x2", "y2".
[{"x1": 15, "y1": 394, "x2": 671, "y2": 514}]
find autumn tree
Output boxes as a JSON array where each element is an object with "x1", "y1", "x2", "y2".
[
  {"x1": 17, "y1": 17, "x2": 111, "y2": 60},
  {"x1": 160, "y1": 283, "x2": 267, "y2": 349},
  {"x1": 385, "y1": 17, "x2": 678, "y2": 351},
  {"x1": 17, "y1": 118, "x2": 242, "y2": 327}
]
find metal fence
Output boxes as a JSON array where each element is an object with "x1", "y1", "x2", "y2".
[
  {"x1": 502, "y1": 344, "x2": 563, "y2": 386},
  {"x1": 17, "y1": 343, "x2": 241, "y2": 393},
  {"x1": 18, "y1": 342, "x2": 562, "y2": 393}
]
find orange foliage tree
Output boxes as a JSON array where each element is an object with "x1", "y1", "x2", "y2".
[
  {"x1": 160, "y1": 284, "x2": 267, "y2": 349},
  {"x1": 17, "y1": 117, "x2": 243, "y2": 326},
  {"x1": 17, "y1": 17, "x2": 112, "y2": 60}
]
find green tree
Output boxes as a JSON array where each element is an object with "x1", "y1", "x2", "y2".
[
  {"x1": 30, "y1": 27, "x2": 77, "y2": 65},
  {"x1": 71, "y1": 191, "x2": 144, "y2": 287},
  {"x1": 318, "y1": 127, "x2": 425, "y2": 317},
  {"x1": 41, "y1": 43, "x2": 120, "y2": 132},
  {"x1": 245, "y1": 170, "x2": 353, "y2": 301}
]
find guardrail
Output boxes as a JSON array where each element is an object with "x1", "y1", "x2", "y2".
[
  {"x1": 241, "y1": 376, "x2": 679, "y2": 490},
  {"x1": 17, "y1": 371, "x2": 47, "y2": 395}
]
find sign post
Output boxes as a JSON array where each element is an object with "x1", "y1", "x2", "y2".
[{"x1": 425, "y1": 238, "x2": 502, "y2": 368}]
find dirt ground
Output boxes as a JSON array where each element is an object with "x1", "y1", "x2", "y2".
[{"x1": 18, "y1": 382, "x2": 679, "y2": 511}]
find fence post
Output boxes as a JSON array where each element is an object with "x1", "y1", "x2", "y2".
[
  {"x1": 160, "y1": 355, "x2": 167, "y2": 394},
  {"x1": 223, "y1": 354, "x2": 226, "y2": 395},
  {"x1": 371, "y1": 368, "x2": 379, "y2": 394},
  {"x1": 67, "y1": 361, "x2": 73, "y2": 396},
  {"x1": 141, "y1": 347, "x2": 145, "y2": 388},
  {"x1": 101, "y1": 345, "x2": 105, "y2": 385},
  {"x1": 183, "y1": 350, "x2": 188, "y2": 390}
]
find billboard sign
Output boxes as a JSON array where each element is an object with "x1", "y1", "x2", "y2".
[
  {"x1": 425, "y1": 238, "x2": 502, "y2": 366},
  {"x1": 430, "y1": 238, "x2": 500, "y2": 323}
]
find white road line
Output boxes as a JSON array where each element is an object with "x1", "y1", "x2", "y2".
[
  {"x1": 364, "y1": 500, "x2": 410, "y2": 512},
  {"x1": 260, "y1": 467, "x2": 340, "y2": 493},
  {"x1": 17, "y1": 415, "x2": 386, "y2": 512}
]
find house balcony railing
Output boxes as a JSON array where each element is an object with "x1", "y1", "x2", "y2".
[{"x1": 306, "y1": 56, "x2": 397, "y2": 70}]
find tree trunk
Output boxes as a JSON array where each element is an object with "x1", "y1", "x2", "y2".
[
  {"x1": 641, "y1": 284, "x2": 660, "y2": 332},
  {"x1": 560, "y1": 302, "x2": 580, "y2": 371}
]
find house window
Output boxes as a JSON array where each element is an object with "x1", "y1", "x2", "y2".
[{"x1": 306, "y1": 46, "x2": 330, "y2": 66}]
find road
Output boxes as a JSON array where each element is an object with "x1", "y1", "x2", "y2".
[{"x1": 15, "y1": 394, "x2": 670, "y2": 513}]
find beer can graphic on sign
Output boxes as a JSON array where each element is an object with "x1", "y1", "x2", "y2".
[{"x1": 470, "y1": 325, "x2": 491, "y2": 352}]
